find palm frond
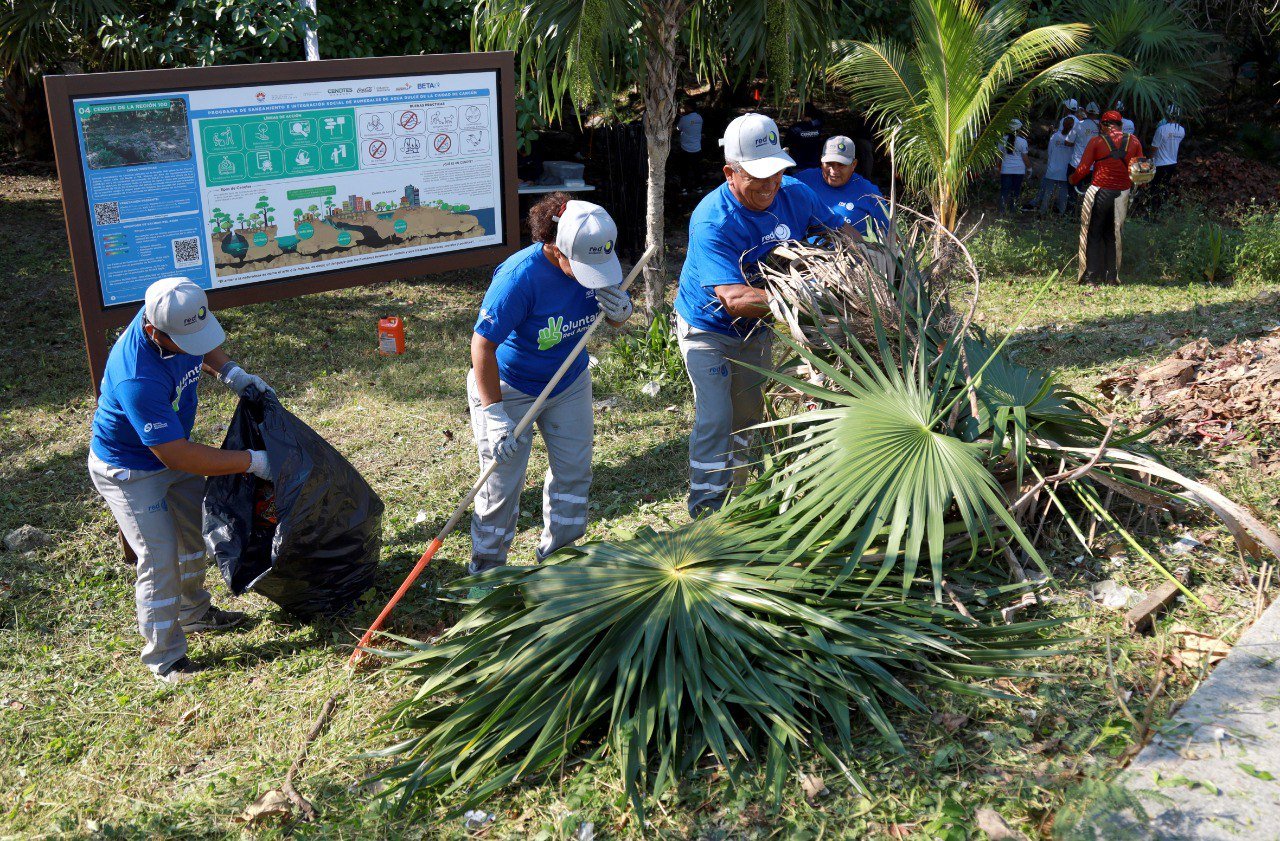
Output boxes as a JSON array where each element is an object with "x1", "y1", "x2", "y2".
[{"x1": 370, "y1": 518, "x2": 1061, "y2": 821}]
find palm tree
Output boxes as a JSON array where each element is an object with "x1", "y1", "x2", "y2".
[
  {"x1": 0, "y1": 0, "x2": 121, "y2": 157},
  {"x1": 828, "y1": 0, "x2": 1123, "y2": 230},
  {"x1": 1077, "y1": 0, "x2": 1219, "y2": 127},
  {"x1": 473, "y1": 0, "x2": 829, "y2": 314}
]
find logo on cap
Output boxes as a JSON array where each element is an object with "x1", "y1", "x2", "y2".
[
  {"x1": 603, "y1": 240, "x2": 614, "y2": 254},
  {"x1": 837, "y1": 141, "x2": 847, "y2": 151},
  {"x1": 197, "y1": 306, "x2": 207, "y2": 321}
]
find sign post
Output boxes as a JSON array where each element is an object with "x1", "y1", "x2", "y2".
[{"x1": 45, "y1": 53, "x2": 519, "y2": 389}]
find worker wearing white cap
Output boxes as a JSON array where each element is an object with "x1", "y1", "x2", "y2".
[
  {"x1": 88, "y1": 277, "x2": 274, "y2": 683},
  {"x1": 794, "y1": 135, "x2": 889, "y2": 236},
  {"x1": 675, "y1": 113, "x2": 853, "y2": 516},
  {"x1": 1113, "y1": 100, "x2": 1135, "y2": 134},
  {"x1": 1067, "y1": 102, "x2": 1101, "y2": 170},
  {"x1": 997, "y1": 119, "x2": 1031, "y2": 214},
  {"x1": 1057, "y1": 98, "x2": 1079, "y2": 133},
  {"x1": 467, "y1": 194, "x2": 632, "y2": 583}
]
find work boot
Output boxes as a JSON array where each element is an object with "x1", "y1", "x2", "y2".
[
  {"x1": 182, "y1": 605, "x2": 248, "y2": 634},
  {"x1": 155, "y1": 656, "x2": 201, "y2": 685}
]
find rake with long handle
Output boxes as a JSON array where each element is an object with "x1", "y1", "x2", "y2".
[{"x1": 348, "y1": 244, "x2": 659, "y2": 667}]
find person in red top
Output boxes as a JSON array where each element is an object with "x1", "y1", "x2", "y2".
[{"x1": 1069, "y1": 110, "x2": 1143, "y2": 284}]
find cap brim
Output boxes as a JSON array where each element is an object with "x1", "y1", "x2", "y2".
[
  {"x1": 169, "y1": 314, "x2": 226, "y2": 356},
  {"x1": 571, "y1": 255, "x2": 623, "y2": 290},
  {"x1": 820, "y1": 153, "x2": 855, "y2": 165},
  {"x1": 738, "y1": 152, "x2": 794, "y2": 179}
]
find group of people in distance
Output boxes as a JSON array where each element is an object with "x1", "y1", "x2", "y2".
[{"x1": 1000, "y1": 97, "x2": 1187, "y2": 284}]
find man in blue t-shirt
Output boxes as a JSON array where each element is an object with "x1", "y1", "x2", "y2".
[
  {"x1": 794, "y1": 135, "x2": 890, "y2": 237},
  {"x1": 88, "y1": 277, "x2": 274, "y2": 684},
  {"x1": 674, "y1": 113, "x2": 855, "y2": 516}
]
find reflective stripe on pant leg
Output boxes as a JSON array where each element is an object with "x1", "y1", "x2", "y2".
[
  {"x1": 466, "y1": 370, "x2": 533, "y2": 574},
  {"x1": 676, "y1": 315, "x2": 734, "y2": 515},
  {"x1": 535, "y1": 370, "x2": 594, "y2": 561},
  {"x1": 1078, "y1": 185, "x2": 1098, "y2": 281},
  {"x1": 1113, "y1": 189, "x2": 1130, "y2": 280},
  {"x1": 88, "y1": 454, "x2": 187, "y2": 674},
  {"x1": 727, "y1": 329, "x2": 771, "y2": 490},
  {"x1": 168, "y1": 470, "x2": 212, "y2": 624}
]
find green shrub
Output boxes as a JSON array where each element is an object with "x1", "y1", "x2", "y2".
[
  {"x1": 1231, "y1": 207, "x2": 1280, "y2": 284},
  {"x1": 596, "y1": 309, "x2": 687, "y2": 396}
]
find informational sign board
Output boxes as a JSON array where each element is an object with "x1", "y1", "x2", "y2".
[{"x1": 45, "y1": 53, "x2": 519, "y2": 387}]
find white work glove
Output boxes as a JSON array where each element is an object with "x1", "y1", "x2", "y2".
[
  {"x1": 596, "y1": 285, "x2": 633, "y2": 323},
  {"x1": 247, "y1": 449, "x2": 273, "y2": 481},
  {"x1": 481, "y1": 402, "x2": 523, "y2": 463},
  {"x1": 219, "y1": 362, "x2": 273, "y2": 397}
]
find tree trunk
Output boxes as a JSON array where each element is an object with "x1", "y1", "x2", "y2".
[
  {"x1": 3, "y1": 72, "x2": 54, "y2": 161},
  {"x1": 639, "y1": 0, "x2": 691, "y2": 316}
]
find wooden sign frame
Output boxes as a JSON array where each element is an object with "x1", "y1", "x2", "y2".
[{"x1": 45, "y1": 52, "x2": 520, "y2": 389}]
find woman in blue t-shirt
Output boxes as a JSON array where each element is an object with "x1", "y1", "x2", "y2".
[{"x1": 467, "y1": 194, "x2": 633, "y2": 582}]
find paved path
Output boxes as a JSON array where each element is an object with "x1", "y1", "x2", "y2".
[{"x1": 1092, "y1": 597, "x2": 1280, "y2": 839}]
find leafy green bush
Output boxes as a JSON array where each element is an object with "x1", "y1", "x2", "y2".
[
  {"x1": 316, "y1": 0, "x2": 468, "y2": 58},
  {"x1": 596, "y1": 309, "x2": 688, "y2": 396},
  {"x1": 1231, "y1": 207, "x2": 1280, "y2": 284}
]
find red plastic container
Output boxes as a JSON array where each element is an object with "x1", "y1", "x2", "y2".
[{"x1": 378, "y1": 316, "x2": 406, "y2": 355}]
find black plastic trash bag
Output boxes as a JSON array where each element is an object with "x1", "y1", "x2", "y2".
[{"x1": 203, "y1": 388, "x2": 383, "y2": 619}]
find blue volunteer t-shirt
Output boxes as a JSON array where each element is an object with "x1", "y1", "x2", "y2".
[
  {"x1": 91, "y1": 309, "x2": 203, "y2": 470},
  {"x1": 676, "y1": 177, "x2": 841, "y2": 335},
  {"x1": 474, "y1": 243, "x2": 601, "y2": 397},
  {"x1": 794, "y1": 168, "x2": 889, "y2": 236}
]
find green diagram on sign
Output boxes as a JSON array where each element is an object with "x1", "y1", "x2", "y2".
[{"x1": 200, "y1": 107, "x2": 357, "y2": 185}]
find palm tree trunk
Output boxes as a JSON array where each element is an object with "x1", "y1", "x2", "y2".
[{"x1": 639, "y1": 0, "x2": 691, "y2": 316}]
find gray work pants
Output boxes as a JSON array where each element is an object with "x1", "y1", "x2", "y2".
[
  {"x1": 88, "y1": 452, "x2": 212, "y2": 675},
  {"x1": 466, "y1": 368, "x2": 594, "y2": 573},
  {"x1": 676, "y1": 314, "x2": 771, "y2": 516}
]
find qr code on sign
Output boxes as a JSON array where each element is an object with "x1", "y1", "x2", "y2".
[
  {"x1": 171, "y1": 237, "x2": 202, "y2": 268},
  {"x1": 92, "y1": 201, "x2": 120, "y2": 226}
]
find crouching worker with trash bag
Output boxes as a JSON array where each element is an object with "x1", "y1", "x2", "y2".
[
  {"x1": 466, "y1": 195, "x2": 633, "y2": 595},
  {"x1": 88, "y1": 277, "x2": 273, "y2": 684}
]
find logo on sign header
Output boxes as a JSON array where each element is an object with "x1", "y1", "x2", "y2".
[
  {"x1": 357, "y1": 86, "x2": 373, "y2": 93},
  {"x1": 255, "y1": 92, "x2": 266, "y2": 102},
  {"x1": 328, "y1": 87, "x2": 353, "y2": 94},
  {"x1": 395, "y1": 83, "x2": 412, "y2": 91}
]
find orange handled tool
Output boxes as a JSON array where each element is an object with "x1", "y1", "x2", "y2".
[{"x1": 348, "y1": 244, "x2": 658, "y2": 667}]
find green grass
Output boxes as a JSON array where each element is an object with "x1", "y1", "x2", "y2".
[{"x1": 2, "y1": 171, "x2": 1278, "y2": 838}]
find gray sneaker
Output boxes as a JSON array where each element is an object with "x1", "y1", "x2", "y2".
[
  {"x1": 155, "y1": 656, "x2": 200, "y2": 685},
  {"x1": 182, "y1": 606, "x2": 248, "y2": 634}
]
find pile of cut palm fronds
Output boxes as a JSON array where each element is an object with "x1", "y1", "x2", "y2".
[{"x1": 368, "y1": 223, "x2": 1280, "y2": 824}]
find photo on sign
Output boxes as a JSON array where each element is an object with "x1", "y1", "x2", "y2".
[{"x1": 82, "y1": 99, "x2": 191, "y2": 170}]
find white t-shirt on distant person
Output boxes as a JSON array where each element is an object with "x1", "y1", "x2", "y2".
[
  {"x1": 677, "y1": 112, "x2": 703, "y2": 153},
  {"x1": 1151, "y1": 122, "x2": 1186, "y2": 167},
  {"x1": 1068, "y1": 119, "x2": 1099, "y2": 166},
  {"x1": 1000, "y1": 136, "x2": 1029, "y2": 175},
  {"x1": 1045, "y1": 131, "x2": 1072, "y2": 180}
]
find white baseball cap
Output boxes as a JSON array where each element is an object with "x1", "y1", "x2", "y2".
[
  {"x1": 1009, "y1": 119, "x2": 1024, "y2": 132},
  {"x1": 1085, "y1": 101, "x2": 1100, "y2": 114},
  {"x1": 554, "y1": 201, "x2": 622, "y2": 290},
  {"x1": 719, "y1": 113, "x2": 795, "y2": 178},
  {"x1": 821, "y1": 135, "x2": 856, "y2": 165},
  {"x1": 144, "y1": 277, "x2": 225, "y2": 355},
  {"x1": 1062, "y1": 97, "x2": 1078, "y2": 110}
]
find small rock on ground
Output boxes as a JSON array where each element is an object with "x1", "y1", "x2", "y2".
[{"x1": 4, "y1": 525, "x2": 50, "y2": 553}]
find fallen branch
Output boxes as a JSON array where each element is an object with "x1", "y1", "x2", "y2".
[{"x1": 283, "y1": 689, "x2": 344, "y2": 822}]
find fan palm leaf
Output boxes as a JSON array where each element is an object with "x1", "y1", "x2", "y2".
[
  {"x1": 1078, "y1": 0, "x2": 1219, "y2": 124},
  {"x1": 369, "y1": 518, "x2": 1063, "y2": 821}
]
